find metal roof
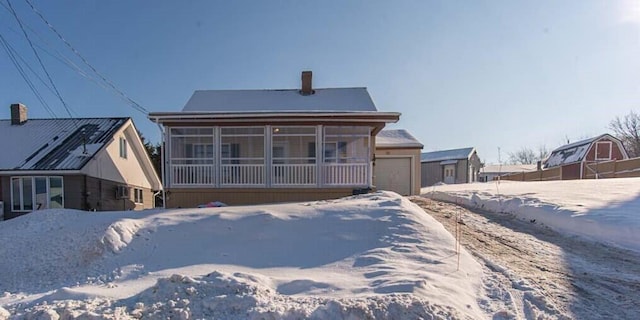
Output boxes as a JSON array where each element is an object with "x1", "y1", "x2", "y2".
[
  {"x1": 375, "y1": 129, "x2": 423, "y2": 148},
  {"x1": 0, "y1": 118, "x2": 127, "y2": 171},
  {"x1": 182, "y1": 88, "x2": 378, "y2": 113},
  {"x1": 421, "y1": 147, "x2": 475, "y2": 163}
]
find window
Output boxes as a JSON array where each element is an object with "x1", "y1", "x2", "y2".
[
  {"x1": 595, "y1": 141, "x2": 612, "y2": 161},
  {"x1": 119, "y1": 137, "x2": 128, "y2": 159},
  {"x1": 134, "y1": 188, "x2": 144, "y2": 204},
  {"x1": 11, "y1": 177, "x2": 64, "y2": 212}
]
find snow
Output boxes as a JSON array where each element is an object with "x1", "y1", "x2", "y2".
[
  {"x1": 421, "y1": 147, "x2": 474, "y2": 163},
  {"x1": 423, "y1": 178, "x2": 640, "y2": 252},
  {"x1": 375, "y1": 129, "x2": 423, "y2": 148},
  {"x1": 182, "y1": 88, "x2": 378, "y2": 113},
  {"x1": 0, "y1": 192, "x2": 487, "y2": 319}
]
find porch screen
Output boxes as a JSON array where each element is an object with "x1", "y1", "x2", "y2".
[
  {"x1": 169, "y1": 128, "x2": 215, "y2": 185},
  {"x1": 323, "y1": 126, "x2": 371, "y2": 186},
  {"x1": 220, "y1": 127, "x2": 265, "y2": 185},
  {"x1": 271, "y1": 126, "x2": 317, "y2": 185}
]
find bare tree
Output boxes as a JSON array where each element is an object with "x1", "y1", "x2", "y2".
[
  {"x1": 609, "y1": 111, "x2": 640, "y2": 158},
  {"x1": 508, "y1": 145, "x2": 549, "y2": 165}
]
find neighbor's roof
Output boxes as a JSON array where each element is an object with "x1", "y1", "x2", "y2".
[
  {"x1": 543, "y1": 133, "x2": 621, "y2": 168},
  {"x1": 421, "y1": 147, "x2": 475, "y2": 163},
  {"x1": 0, "y1": 118, "x2": 127, "y2": 171},
  {"x1": 375, "y1": 129, "x2": 423, "y2": 149},
  {"x1": 481, "y1": 164, "x2": 537, "y2": 174},
  {"x1": 183, "y1": 88, "x2": 377, "y2": 112}
]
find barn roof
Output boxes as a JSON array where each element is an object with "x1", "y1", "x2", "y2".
[
  {"x1": 0, "y1": 118, "x2": 127, "y2": 171},
  {"x1": 421, "y1": 147, "x2": 475, "y2": 163},
  {"x1": 543, "y1": 133, "x2": 622, "y2": 168},
  {"x1": 375, "y1": 129, "x2": 423, "y2": 148}
]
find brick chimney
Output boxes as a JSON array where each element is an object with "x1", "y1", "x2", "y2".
[
  {"x1": 300, "y1": 71, "x2": 313, "y2": 95},
  {"x1": 10, "y1": 103, "x2": 27, "y2": 125}
]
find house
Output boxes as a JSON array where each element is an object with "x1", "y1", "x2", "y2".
[
  {"x1": 0, "y1": 103, "x2": 162, "y2": 220},
  {"x1": 478, "y1": 164, "x2": 537, "y2": 182},
  {"x1": 148, "y1": 71, "x2": 400, "y2": 208},
  {"x1": 374, "y1": 129, "x2": 423, "y2": 196},
  {"x1": 543, "y1": 133, "x2": 628, "y2": 179},
  {"x1": 420, "y1": 147, "x2": 482, "y2": 187}
]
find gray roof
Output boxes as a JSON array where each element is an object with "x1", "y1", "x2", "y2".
[
  {"x1": 375, "y1": 129, "x2": 423, "y2": 148},
  {"x1": 0, "y1": 118, "x2": 127, "y2": 171},
  {"x1": 543, "y1": 133, "x2": 621, "y2": 168},
  {"x1": 421, "y1": 147, "x2": 475, "y2": 163},
  {"x1": 182, "y1": 88, "x2": 377, "y2": 113}
]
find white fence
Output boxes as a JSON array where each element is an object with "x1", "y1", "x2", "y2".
[
  {"x1": 324, "y1": 163, "x2": 368, "y2": 185},
  {"x1": 220, "y1": 164, "x2": 264, "y2": 185}
]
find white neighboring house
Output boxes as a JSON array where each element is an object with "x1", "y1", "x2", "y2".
[
  {"x1": 374, "y1": 129, "x2": 423, "y2": 196},
  {"x1": 0, "y1": 103, "x2": 162, "y2": 220},
  {"x1": 479, "y1": 164, "x2": 537, "y2": 182}
]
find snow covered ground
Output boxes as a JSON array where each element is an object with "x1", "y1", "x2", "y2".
[
  {"x1": 423, "y1": 178, "x2": 640, "y2": 252},
  {"x1": 0, "y1": 191, "x2": 488, "y2": 319}
]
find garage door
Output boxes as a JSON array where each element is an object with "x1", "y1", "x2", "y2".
[{"x1": 375, "y1": 157, "x2": 412, "y2": 196}]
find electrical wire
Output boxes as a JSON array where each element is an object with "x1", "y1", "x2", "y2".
[
  {"x1": 0, "y1": 31, "x2": 58, "y2": 118},
  {"x1": 23, "y1": 0, "x2": 150, "y2": 115},
  {"x1": 6, "y1": 0, "x2": 77, "y2": 126}
]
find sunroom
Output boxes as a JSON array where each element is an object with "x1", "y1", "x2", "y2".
[{"x1": 168, "y1": 125, "x2": 371, "y2": 188}]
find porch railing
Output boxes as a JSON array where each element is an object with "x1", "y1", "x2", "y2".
[
  {"x1": 172, "y1": 164, "x2": 214, "y2": 185},
  {"x1": 170, "y1": 163, "x2": 368, "y2": 187},
  {"x1": 271, "y1": 164, "x2": 317, "y2": 186},
  {"x1": 324, "y1": 163, "x2": 368, "y2": 186},
  {"x1": 220, "y1": 164, "x2": 264, "y2": 185}
]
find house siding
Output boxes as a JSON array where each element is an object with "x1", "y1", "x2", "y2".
[
  {"x1": 561, "y1": 163, "x2": 581, "y2": 180},
  {"x1": 421, "y1": 161, "x2": 444, "y2": 187},
  {"x1": 1, "y1": 174, "x2": 153, "y2": 219},
  {"x1": 166, "y1": 187, "x2": 360, "y2": 208}
]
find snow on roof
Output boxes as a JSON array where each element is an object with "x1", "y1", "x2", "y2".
[
  {"x1": 481, "y1": 164, "x2": 537, "y2": 174},
  {"x1": 543, "y1": 134, "x2": 619, "y2": 168},
  {"x1": 375, "y1": 129, "x2": 423, "y2": 148},
  {"x1": 182, "y1": 88, "x2": 378, "y2": 113},
  {"x1": 0, "y1": 118, "x2": 127, "y2": 171},
  {"x1": 421, "y1": 147, "x2": 475, "y2": 163}
]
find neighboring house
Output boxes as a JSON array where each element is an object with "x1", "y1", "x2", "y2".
[
  {"x1": 420, "y1": 147, "x2": 482, "y2": 187},
  {"x1": 478, "y1": 164, "x2": 537, "y2": 182},
  {"x1": 543, "y1": 133, "x2": 628, "y2": 179},
  {"x1": 148, "y1": 71, "x2": 400, "y2": 208},
  {"x1": 0, "y1": 103, "x2": 162, "y2": 220},
  {"x1": 374, "y1": 129, "x2": 423, "y2": 196}
]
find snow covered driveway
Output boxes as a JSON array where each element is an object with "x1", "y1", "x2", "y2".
[{"x1": 411, "y1": 197, "x2": 640, "y2": 319}]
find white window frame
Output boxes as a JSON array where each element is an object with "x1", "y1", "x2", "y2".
[
  {"x1": 134, "y1": 188, "x2": 144, "y2": 204},
  {"x1": 119, "y1": 137, "x2": 128, "y2": 159},
  {"x1": 10, "y1": 176, "x2": 64, "y2": 212},
  {"x1": 595, "y1": 141, "x2": 613, "y2": 161}
]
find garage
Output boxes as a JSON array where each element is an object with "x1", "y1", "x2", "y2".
[
  {"x1": 374, "y1": 129, "x2": 423, "y2": 196},
  {"x1": 374, "y1": 157, "x2": 412, "y2": 195}
]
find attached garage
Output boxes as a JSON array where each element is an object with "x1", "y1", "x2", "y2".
[{"x1": 374, "y1": 129, "x2": 423, "y2": 196}]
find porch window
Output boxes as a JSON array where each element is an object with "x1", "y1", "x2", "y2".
[
  {"x1": 271, "y1": 126, "x2": 317, "y2": 186},
  {"x1": 323, "y1": 126, "x2": 370, "y2": 185},
  {"x1": 170, "y1": 128, "x2": 215, "y2": 185},
  {"x1": 220, "y1": 127, "x2": 265, "y2": 185},
  {"x1": 11, "y1": 177, "x2": 64, "y2": 212}
]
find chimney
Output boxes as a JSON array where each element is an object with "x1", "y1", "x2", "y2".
[
  {"x1": 10, "y1": 103, "x2": 27, "y2": 125},
  {"x1": 301, "y1": 71, "x2": 313, "y2": 95}
]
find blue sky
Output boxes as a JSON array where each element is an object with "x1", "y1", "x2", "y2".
[{"x1": 0, "y1": 0, "x2": 638, "y2": 164}]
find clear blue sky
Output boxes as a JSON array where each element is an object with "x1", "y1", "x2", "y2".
[{"x1": 1, "y1": 0, "x2": 638, "y2": 164}]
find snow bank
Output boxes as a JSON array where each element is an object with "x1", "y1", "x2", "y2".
[
  {"x1": 0, "y1": 192, "x2": 487, "y2": 319},
  {"x1": 423, "y1": 178, "x2": 640, "y2": 252}
]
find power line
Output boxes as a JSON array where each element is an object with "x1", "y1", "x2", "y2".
[
  {"x1": 0, "y1": 31, "x2": 58, "y2": 118},
  {"x1": 23, "y1": 0, "x2": 150, "y2": 115},
  {"x1": 6, "y1": 0, "x2": 77, "y2": 125}
]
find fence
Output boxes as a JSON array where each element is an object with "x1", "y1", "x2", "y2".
[{"x1": 499, "y1": 157, "x2": 640, "y2": 182}]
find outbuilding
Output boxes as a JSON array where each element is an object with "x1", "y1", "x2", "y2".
[
  {"x1": 420, "y1": 147, "x2": 482, "y2": 186},
  {"x1": 374, "y1": 129, "x2": 423, "y2": 196}
]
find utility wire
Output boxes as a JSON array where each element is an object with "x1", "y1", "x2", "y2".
[
  {"x1": 23, "y1": 0, "x2": 150, "y2": 115},
  {"x1": 0, "y1": 31, "x2": 58, "y2": 118},
  {"x1": 6, "y1": 0, "x2": 78, "y2": 125}
]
